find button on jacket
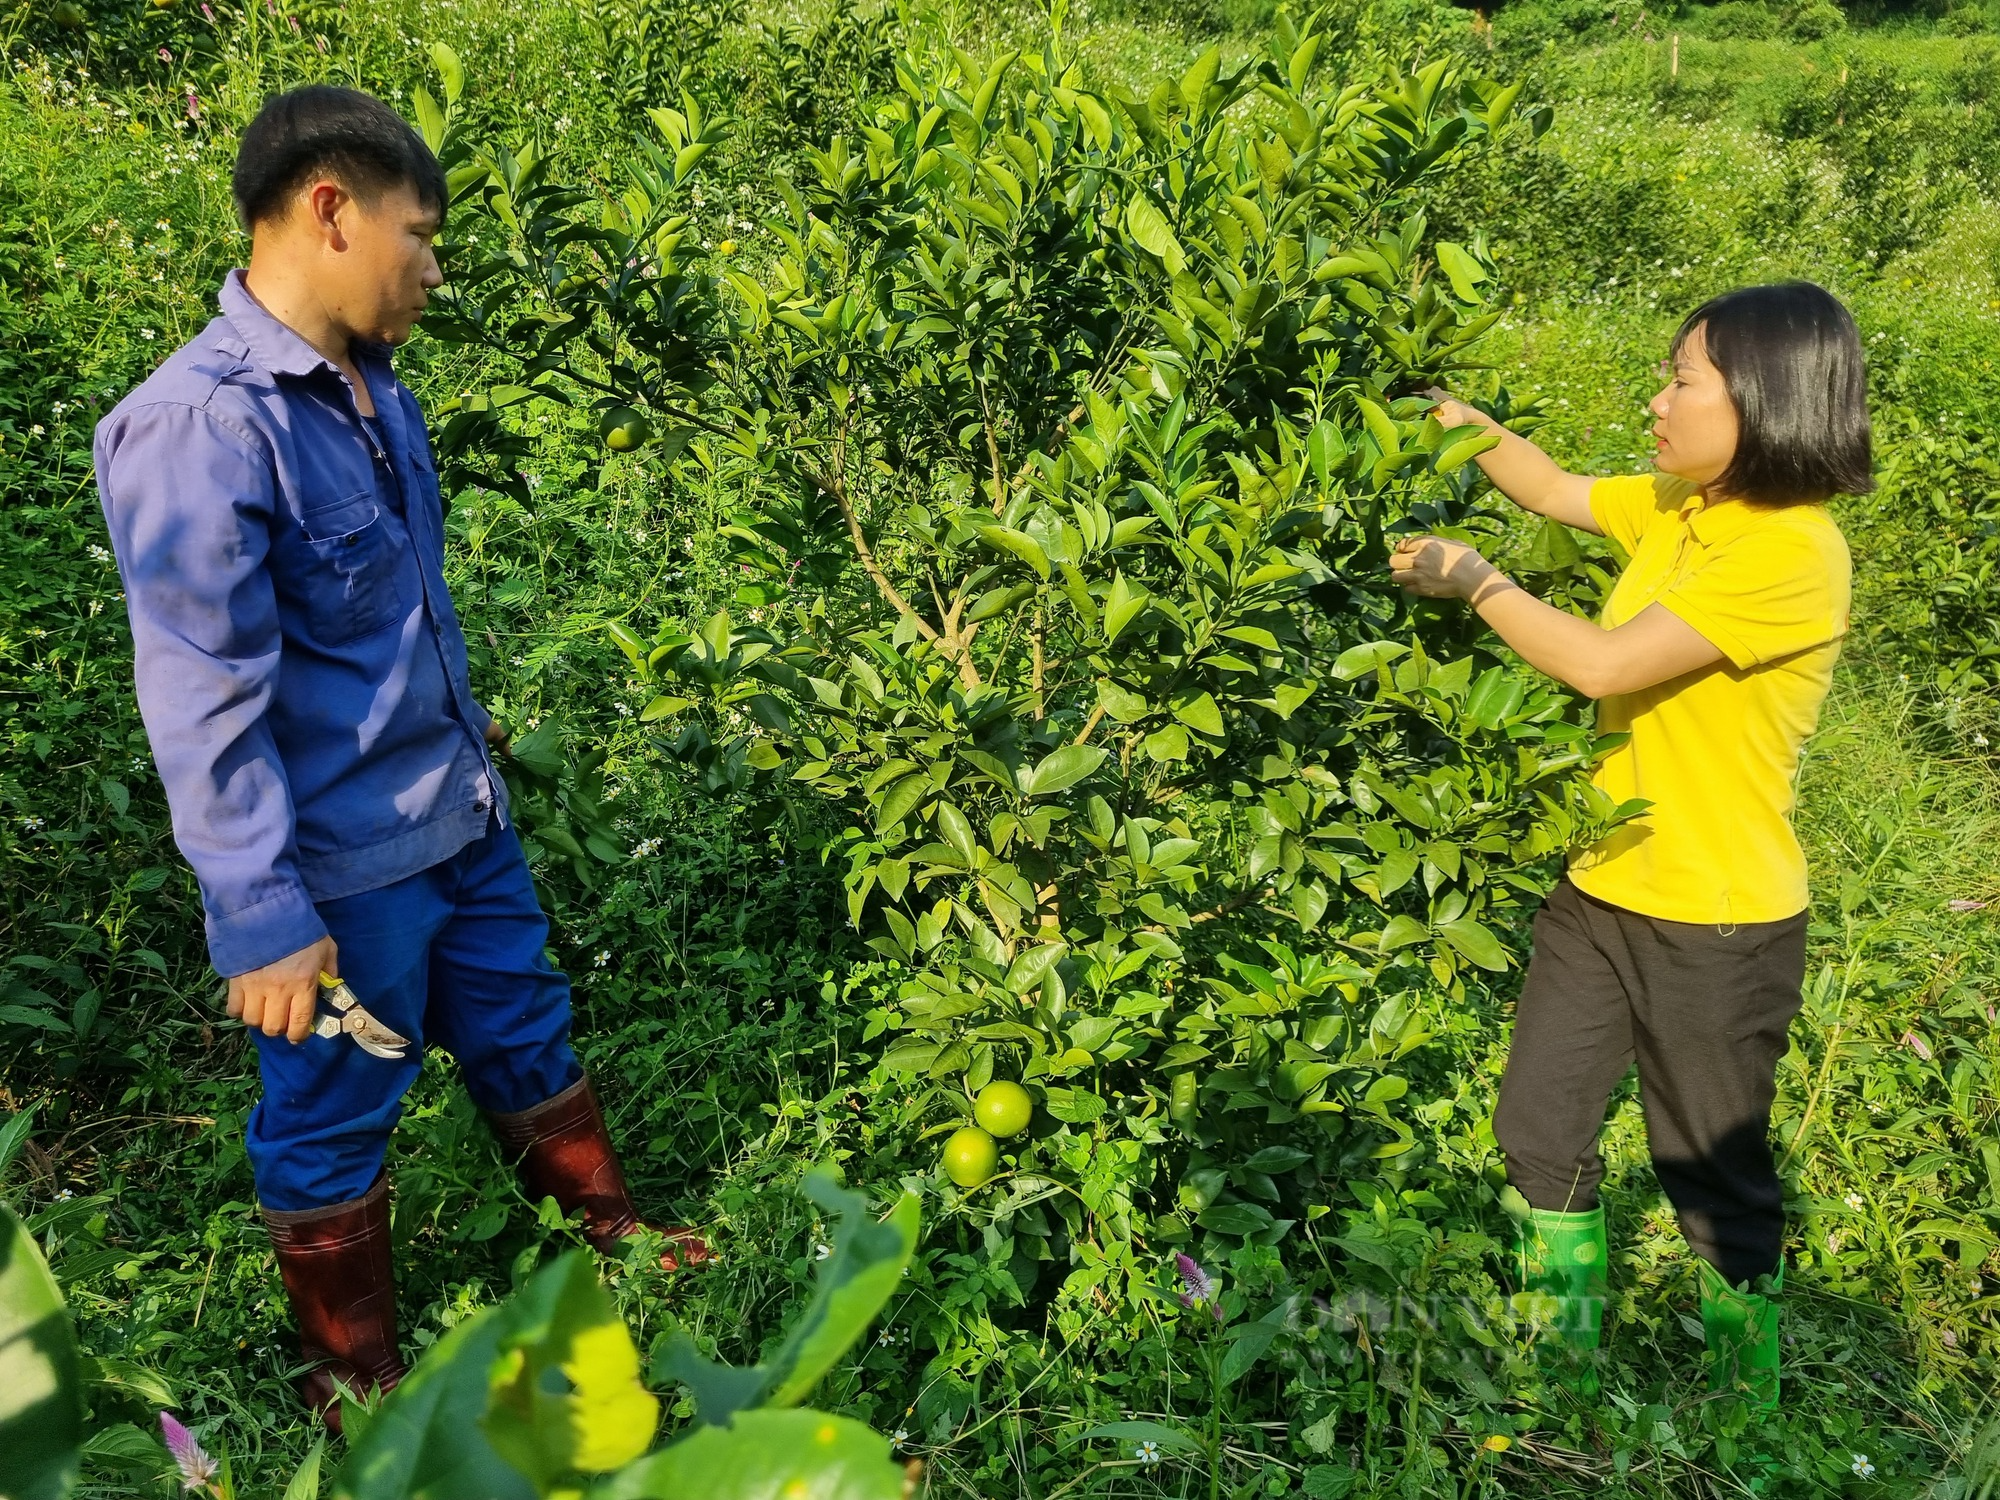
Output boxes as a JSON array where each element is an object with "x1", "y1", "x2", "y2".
[{"x1": 96, "y1": 270, "x2": 503, "y2": 977}]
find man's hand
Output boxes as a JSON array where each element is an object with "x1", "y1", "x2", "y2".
[
  {"x1": 227, "y1": 934, "x2": 338, "y2": 1045},
  {"x1": 483, "y1": 713, "x2": 511, "y2": 757},
  {"x1": 1389, "y1": 535, "x2": 1503, "y2": 602}
]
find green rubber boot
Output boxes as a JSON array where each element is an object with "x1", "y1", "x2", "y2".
[
  {"x1": 1515, "y1": 1205, "x2": 1608, "y2": 1394},
  {"x1": 1699, "y1": 1259, "x2": 1781, "y2": 1412}
]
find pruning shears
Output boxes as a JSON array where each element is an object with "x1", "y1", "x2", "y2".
[{"x1": 312, "y1": 971, "x2": 410, "y2": 1059}]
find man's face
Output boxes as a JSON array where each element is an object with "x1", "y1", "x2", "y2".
[{"x1": 308, "y1": 180, "x2": 443, "y2": 346}]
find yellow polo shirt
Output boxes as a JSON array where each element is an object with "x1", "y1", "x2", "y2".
[{"x1": 1566, "y1": 473, "x2": 1850, "y2": 925}]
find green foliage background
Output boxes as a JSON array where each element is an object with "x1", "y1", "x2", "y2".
[{"x1": 2, "y1": 0, "x2": 1999, "y2": 1494}]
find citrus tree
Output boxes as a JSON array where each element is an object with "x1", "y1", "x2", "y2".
[{"x1": 423, "y1": 8, "x2": 1623, "y2": 1301}]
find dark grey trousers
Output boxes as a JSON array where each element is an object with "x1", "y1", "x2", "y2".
[{"x1": 1493, "y1": 878, "x2": 1807, "y2": 1285}]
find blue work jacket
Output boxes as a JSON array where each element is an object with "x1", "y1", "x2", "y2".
[{"x1": 95, "y1": 270, "x2": 504, "y2": 978}]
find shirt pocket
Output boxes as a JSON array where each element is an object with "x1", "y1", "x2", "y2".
[{"x1": 298, "y1": 492, "x2": 405, "y2": 644}]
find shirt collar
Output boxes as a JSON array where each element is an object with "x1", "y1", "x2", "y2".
[
  {"x1": 1679, "y1": 489, "x2": 1772, "y2": 547},
  {"x1": 216, "y1": 269, "x2": 396, "y2": 382}
]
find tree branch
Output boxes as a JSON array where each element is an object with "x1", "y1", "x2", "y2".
[
  {"x1": 979, "y1": 378, "x2": 1009, "y2": 514},
  {"x1": 809, "y1": 459, "x2": 982, "y2": 691}
]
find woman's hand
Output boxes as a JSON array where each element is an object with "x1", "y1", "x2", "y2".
[
  {"x1": 1389, "y1": 536, "x2": 1503, "y2": 601},
  {"x1": 1423, "y1": 386, "x2": 1495, "y2": 433},
  {"x1": 1417, "y1": 388, "x2": 1604, "y2": 534}
]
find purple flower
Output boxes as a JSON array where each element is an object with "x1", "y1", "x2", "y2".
[
  {"x1": 1174, "y1": 1252, "x2": 1221, "y2": 1318},
  {"x1": 1903, "y1": 1030, "x2": 1933, "y2": 1062},
  {"x1": 158, "y1": 45, "x2": 172, "y2": 60},
  {"x1": 200, "y1": 2, "x2": 214, "y2": 17},
  {"x1": 1947, "y1": 898, "x2": 1988, "y2": 913},
  {"x1": 159, "y1": 1412, "x2": 219, "y2": 1493}
]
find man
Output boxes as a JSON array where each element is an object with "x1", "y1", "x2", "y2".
[{"x1": 94, "y1": 86, "x2": 705, "y2": 1431}]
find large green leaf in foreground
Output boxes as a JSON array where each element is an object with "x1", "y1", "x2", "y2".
[
  {"x1": 593, "y1": 1409, "x2": 905, "y2": 1500},
  {"x1": 0, "y1": 1199, "x2": 83, "y2": 1500}
]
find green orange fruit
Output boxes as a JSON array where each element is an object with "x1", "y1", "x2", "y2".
[
  {"x1": 941, "y1": 1126, "x2": 998, "y2": 1188},
  {"x1": 598, "y1": 406, "x2": 651, "y2": 452},
  {"x1": 973, "y1": 1080, "x2": 1033, "y2": 1139}
]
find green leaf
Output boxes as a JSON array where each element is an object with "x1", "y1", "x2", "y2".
[
  {"x1": 509, "y1": 721, "x2": 567, "y2": 779},
  {"x1": 1101, "y1": 573, "x2": 1151, "y2": 644},
  {"x1": 0, "y1": 1107, "x2": 36, "y2": 1184},
  {"x1": 1096, "y1": 679, "x2": 1151, "y2": 723},
  {"x1": 1005, "y1": 941, "x2": 1068, "y2": 994},
  {"x1": 1522, "y1": 515, "x2": 1582, "y2": 572},
  {"x1": 428, "y1": 41, "x2": 465, "y2": 105},
  {"x1": 935, "y1": 801, "x2": 978, "y2": 864},
  {"x1": 638, "y1": 696, "x2": 693, "y2": 722},
  {"x1": 1020, "y1": 746, "x2": 1106, "y2": 798},
  {"x1": 874, "y1": 773, "x2": 929, "y2": 833},
  {"x1": 81, "y1": 1354, "x2": 174, "y2": 1406},
  {"x1": 1379, "y1": 915, "x2": 1428, "y2": 950},
  {"x1": 1462, "y1": 667, "x2": 1524, "y2": 731},
  {"x1": 1307, "y1": 419, "x2": 1346, "y2": 489},
  {"x1": 1240, "y1": 1146, "x2": 1310, "y2": 1174},
  {"x1": 1080, "y1": 1420, "x2": 1200, "y2": 1455},
  {"x1": 594, "y1": 1409, "x2": 903, "y2": 1500},
  {"x1": 412, "y1": 86, "x2": 447, "y2": 154},
  {"x1": 284, "y1": 1438, "x2": 327, "y2": 1500},
  {"x1": 1125, "y1": 195, "x2": 1186, "y2": 274},
  {"x1": 1363, "y1": 1075, "x2": 1408, "y2": 1105},
  {"x1": 1179, "y1": 45, "x2": 1221, "y2": 112},
  {"x1": 0, "y1": 1200, "x2": 82, "y2": 1500},
  {"x1": 330, "y1": 1291, "x2": 538, "y2": 1500},
  {"x1": 1041, "y1": 1086, "x2": 1107, "y2": 1123},
  {"x1": 1437, "y1": 917, "x2": 1508, "y2": 971},
  {"x1": 878, "y1": 1038, "x2": 943, "y2": 1074},
  {"x1": 481, "y1": 1254, "x2": 659, "y2": 1484},
  {"x1": 760, "y1": 1177, "x2": 920, "y2": 1408},
  {"x1": 1331, "y1": 641, "x2": 1408, "y2": 680},
  {"x1": 1432, "y1": 431, "x2": 1501, "y2": 474},
  {"x1": 1172, "y1": 691, "x2": 1224, "y2": 738},
  {"x1": 977, "y1": 526, "x2": 1051, "y2": 580},
  {"x1": 1354, "y1": 396, "x2": 1399, "y2": 456},
  {"x1": 1220, "y1": 1299, "x2": 1291, "y2": 1383},
  {"x1": 1433, "y1": 241, "x2": 1487, "y2": 301},
  {"x1": 1196, "y1": 1202, "x2": 1274, "y2": 1238}
]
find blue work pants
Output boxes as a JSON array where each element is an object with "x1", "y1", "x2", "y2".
[{"x1": 244, "y1": 818, "x2": 581, "y2": 1211}]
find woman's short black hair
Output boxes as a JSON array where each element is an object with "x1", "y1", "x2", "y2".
[
  {"x1": 1670, "y1": 281, "x2": 1874, "y2": 505},
  {"x1": 232, "y1": 86, "x2": 445, "y2": 230}
]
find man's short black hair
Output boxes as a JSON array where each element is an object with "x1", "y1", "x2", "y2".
[
  {"x1": 232, "y1": 85, "x2": 445, "y2": 230},
  {"x1": 1670, "y1": 281, "x2": 1874, "y2": 507}
]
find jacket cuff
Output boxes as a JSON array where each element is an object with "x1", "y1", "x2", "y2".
[{"x1": 206, "y1": 884, "x2": 328, "y2": 978}]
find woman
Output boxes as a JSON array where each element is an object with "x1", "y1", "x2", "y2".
[{"x1": 1390, "y1": 281, "x2": 1869, "y2": 1407}]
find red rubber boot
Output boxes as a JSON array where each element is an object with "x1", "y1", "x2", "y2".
[
  {"x1": 263, "y1": 1173, "x2": 407, "y2": 1433},
  {"x1": 486, "y1": 1075, "x2": 710, "y2": 1271}
]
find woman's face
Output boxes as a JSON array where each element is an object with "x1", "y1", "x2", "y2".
[{"x1": 1648, "y1": 324, "x2": 1740, "y2": 490}]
